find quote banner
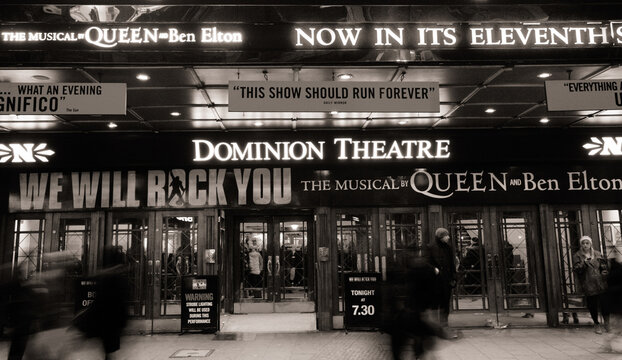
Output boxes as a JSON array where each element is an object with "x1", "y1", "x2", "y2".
[
  {"x1": 0, "y1": 83, "x2": 127, "y2": 115},
  {"x1": 545, "y1": 79, "x2": 622, "y2": 111},
  {"x1": 228, "y1": 81, "x2": 439, "y2": 112}
]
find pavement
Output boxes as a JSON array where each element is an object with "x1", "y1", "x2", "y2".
[{"x1": 1, "y1": 326, "x2": 622, "y2": 360}]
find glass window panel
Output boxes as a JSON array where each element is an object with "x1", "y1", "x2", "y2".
[
  {"x1": 240, "y1": 221, "x2": 267, "y2": 301},
  {"x1": 448, "y1": 212, "x2": 488, "y2": 311},
  {"x1": 12, "y1": 219, "x2": 45, "y2": 280},
  {"x1": 161, "y1": 216, "x2": 198, "y2": 316},
  {"x1": 113, "y1": 217, "x2": 148, "y2": 317}
]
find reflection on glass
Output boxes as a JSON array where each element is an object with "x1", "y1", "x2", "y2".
[
  {"x1": 113, "y1": 217, "x2": 148, "y2": 317},
  {"x1": 500, "y1": 212, "x2": 538, "y2": 309},
  {"x1": 161, "y1": 216, "x2": 198, "y2": 316},
  {"x1": 336, "y1": 213, "x2": 371, "y2": 313},
  {"x1": 12, "y1": 219, "x2": 45, "y2": 280},
  {"x1": 240, "y1": 222, "x2": 267, "y2": 300},
  {"x1": 597, "y1": 209, "x2": 622, "y2": 259},
  {"x1": 280, "y1": 221, "x2": 308, "y2": 300},
  {"x1": 449, "y1": 212, "x2": 488, "y2": 311},
  {"x1": 554, "y1": 210, "x2": 585, "y2": 309}
]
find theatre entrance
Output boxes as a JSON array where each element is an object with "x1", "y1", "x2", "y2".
[
  {"x1": 232, "y1": 216, "x2": 315, "y2": 313},
  {"x1": 446, "y1": 207, "x2": 548, "y2": 327}
]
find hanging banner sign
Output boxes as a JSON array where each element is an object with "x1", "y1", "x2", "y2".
[
  {"x1": 228, "y1": 81, "x2": 439, "y2": 112},
  {"x1": 0, "y1": 83, "x2": 126, "y2": 115},
  {"x1": 545, "y1": 79, "x2": 622, "y2": 111}
]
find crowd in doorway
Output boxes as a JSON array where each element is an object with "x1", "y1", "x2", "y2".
[{"x1": 0, "y1": 245, "x2": 130, "y2": 360}]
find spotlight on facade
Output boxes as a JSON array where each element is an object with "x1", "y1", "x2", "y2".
[
  {"x1": 136, "y1": 73, "x2": 150, "y2": 81},
  {"x1": 337, "y1": 73, "x2": 353, "y2": 80}
]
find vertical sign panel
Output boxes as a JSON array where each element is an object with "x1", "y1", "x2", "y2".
[
  {"x1": 181, "y1": 275, "x2": 219, "y2": 332},
  {"x1": 344, "y1": 272, "x2": 381, "y2": 329}
]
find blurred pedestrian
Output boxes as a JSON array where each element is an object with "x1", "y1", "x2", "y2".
[
  {"x1": 4, "y1": 267, "x2": 36, "y2": 360},
  {"x1": 426, "y1": 227, "x2": 457, "y2": 335},
  {"x1": 572, "y1": 235, "x2": 609, "y2": 334},
  {"x1": 387, "y1": 247, "x2": 446, "y2": 360},
  {"x1": 605, "y1": 249, "x2": 622, "y2": 352},
  {"x1": 75, "y1": 245, "x2": 130, "y2": 360}
]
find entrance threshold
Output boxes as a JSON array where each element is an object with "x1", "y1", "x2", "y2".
[{"x1": 220, "y1": 313, "x2": 317, "y2": 333}]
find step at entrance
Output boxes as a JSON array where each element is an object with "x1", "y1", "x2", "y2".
[{"x1": 220, "y1": 313, "x2": 317, "y2": 333}]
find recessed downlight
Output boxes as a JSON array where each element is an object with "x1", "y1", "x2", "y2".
[
  {"x1": 337, "y1": 73, "x2": 353, "y2": 80},
  {"x1": 107, "y1": 122, "x2": 118, "y2": 129},
  {"x1": 31, "y1": 75, "x2": 50, "y2": 81},
  {"x1": 538, "y1": 72, "x2": 552, "y2": 79},
  {"x1": 539, "y1": 117, "x2": 550, "y2": 124},
  {"x1": 170, "y1": 111, "x2": 181, "y2": 117},
  {"x1": 398, "y1": 120, "x2": 408, "y2": 125},
  {"x1": 136, "y1": 73, "x2": 150, "y2": 81},
  {"x1": 485, "y1": 108, "x2": 496, "y2": 114},
  {"x1": 330, "y1": 111, "x2": 339, "y2": 115},
  {"x1": 254, "y1": 121, "x2": 263, "y2": 127}
]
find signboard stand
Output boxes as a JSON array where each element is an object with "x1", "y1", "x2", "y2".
[
  {"x1": 344, "y1": 272, "x2": 381, "y2": 332},
  {"x1": 181, "y1": 275, "x2": 219, "y2": 334}
]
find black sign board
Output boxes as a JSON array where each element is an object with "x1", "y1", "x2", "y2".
[
  {"x1": 75, "y1": 278, "x2": 97, "y2": 313},
  {"x1": 344, "y1": 273, "x2": 381, "y2": 330},
  {"x1": 181, "y1": 275, "x2": 219, "y2": 333}
]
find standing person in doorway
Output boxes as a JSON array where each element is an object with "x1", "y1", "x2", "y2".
[
  {"x1": 248, "y1": 240, "x2": 264, "y2": 298},
  {"x1": 573, "y1": 235, "x2": 609, "y2": 334},
  {"x1": 426, "y1": 227, "x2": 457, "y2": 337}
]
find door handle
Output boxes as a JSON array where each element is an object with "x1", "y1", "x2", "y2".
[
  {"x1": 148, "y1": 260, "x2": 153, "y2": 285},
  {"x1": 275, "y1": 255, "x2": 280, "y2": 275},
  {"x1": 494, "y1": 254, "x2": 500, "y2": 275},
  {"x1": 267, "y1": 256, "x2": 272, "y2": 275},
  {"x1": 487, "y1": 253, "x2": 493, "y2": 279}
]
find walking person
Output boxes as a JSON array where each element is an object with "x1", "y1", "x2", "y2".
[
  {"x1": 425, "y1": 227, "x2": 457, "y2": 336},
  {"x1": 572, "y1": 235, "x2": 609, "y2": 334},
  {"x1": 604, "y1": 249, "x2": 622, "y2": 352},
  {"x1": 387, "y1": 247, "x2": 446, "y2": 360}
]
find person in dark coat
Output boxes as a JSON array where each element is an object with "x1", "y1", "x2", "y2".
[
  {"x1": 426, "y1": 227, "x2": 457, "y2": 330},
  {"x1": 605, "y1": 250, "x2": 622, "y2": 352},
  {"x1": 387, "y1": 248, "x2": 446, "y2": 360},
  {"x1": 92, "y1": 246, "x2": 130, "y2": 359}
]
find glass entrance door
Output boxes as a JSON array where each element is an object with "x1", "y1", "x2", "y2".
[
  {"x1": 448, "y1": 208, "x2": 546, "y2": 327},
  {"x1": 236, "y1": 217, "x2": 313, "y2": 313}
]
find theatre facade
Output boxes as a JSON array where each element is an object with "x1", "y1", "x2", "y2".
[{"x1": 1, "y1": 2, "x2": 622, "y2": 332}]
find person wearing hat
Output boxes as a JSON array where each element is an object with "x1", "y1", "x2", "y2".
[
  {"x1": 425, "y1": 227, "x2": 457, "y2": 331},
  {"x1": 572, "y1": 235, "x2": 609, "y2": 334}
]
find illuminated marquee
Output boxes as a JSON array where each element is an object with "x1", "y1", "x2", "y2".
[
  {"x1": 0, "y1": 26, "x2": 242, "y2": 49},
  {"x1": 193, "y1": 138, "x2": 451, "y2": 162},
  {"x1": 1, "y1": 21, "x2": 622, "y2": 50}
]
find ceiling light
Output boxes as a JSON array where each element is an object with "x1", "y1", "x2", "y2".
[
  {"x1": 485, "y1": 108, "x2": 496, "y2": 114},
  {"x1": 107, "y1": 122, "x2": 118, "y2": 129},
  {"x1": 539, "y1": 117, "x2": 550, "y2": 124},
  {"x1": 136, "y1": 73, "x2": 150, "y2": 81},
  {"x1": 330, "y1": 111, "x2": 339, "y2": 115},
  {"x1": 31, "y1": 75, "x2": 50, "y2": 81},
  {"x1": 170, "y1": 111, "x2": 181, "y2": 117},
  {"x1": 398, "y1": 120, "x2": 408, "y2": 125},
  {"x1": 337, "y1": 73, "x2": 353, "y2": 80},
  {"x1": 538, "y1": 72, "x2": 552, "y2": 79},
  {"x1": 254, "y1": 121, "x2": 263, "y2": 127}
]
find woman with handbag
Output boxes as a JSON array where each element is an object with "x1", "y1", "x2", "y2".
[{"x1": 573, "y1": 235, "x2": 610, "y2": 334}]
